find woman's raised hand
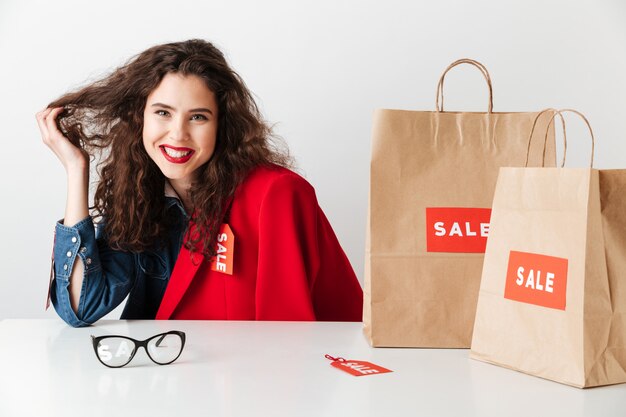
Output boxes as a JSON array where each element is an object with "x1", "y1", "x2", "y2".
[{"x1": 36, "y1": 107, "x2": 88, "y2": 173}]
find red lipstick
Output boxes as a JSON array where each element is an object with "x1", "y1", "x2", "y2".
[{"x1": 160, "y1": 145, "x2": 194, "y2": 164}]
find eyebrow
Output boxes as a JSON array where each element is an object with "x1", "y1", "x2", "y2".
[{"x1": 151, "y1": 102, "x2": 214, "y2": 115}]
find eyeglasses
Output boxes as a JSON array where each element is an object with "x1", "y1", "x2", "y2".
[{"x1": 91, "y1": 331, "x2": 186, "y2": 368}]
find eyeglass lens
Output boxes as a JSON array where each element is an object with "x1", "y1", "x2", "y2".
[
  {"x1": 146, "y1": 333, "x2": 184, "y2": 364},
  {"x1": 96, "y1": 337, "x2": 136, "y2": 367}
]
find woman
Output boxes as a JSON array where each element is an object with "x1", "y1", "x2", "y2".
[{"x1": 37, "y1": 39, "x2": 362, "y2": 327}]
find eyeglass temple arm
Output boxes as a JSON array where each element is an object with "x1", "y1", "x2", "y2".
[
  {"x1": 92, "y1": 333, "x2": 174, "y2": 347},
  {"x1": 155, "y1": 334, "x2": 167, "y2": 347}
]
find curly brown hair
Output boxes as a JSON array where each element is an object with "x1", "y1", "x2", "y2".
[{"x1": 48, "y1": 39, "x2": 292, "y2": 258}]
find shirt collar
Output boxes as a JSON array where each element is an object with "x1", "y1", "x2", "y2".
[
  {"x1": 164, "y1": 181, "x2": 188, "y2": 217},
  {"x1": 164, "y1": 180, "x2": 181, "y2": 200}
]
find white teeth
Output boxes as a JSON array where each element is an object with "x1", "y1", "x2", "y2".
[{"x1": 163, "y1": 147, "x2": 191, "y2": 158}]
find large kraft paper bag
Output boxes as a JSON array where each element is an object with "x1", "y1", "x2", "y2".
[
  {"x1": 364, "y1": 59, "x2": 556, "y2": 347},
  {"x1": 470, "y1": 110, "x2": 626, "y2": 387}
]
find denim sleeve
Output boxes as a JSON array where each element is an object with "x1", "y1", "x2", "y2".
[{"x1": 51, "y1": 216, "x2": 135, "y2": 327}]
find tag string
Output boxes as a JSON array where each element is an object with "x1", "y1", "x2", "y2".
[{"x1": 325, "y1": 354, "x2": 346, "y2": 362}]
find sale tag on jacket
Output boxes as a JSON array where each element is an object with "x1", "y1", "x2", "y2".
[
  {"x1": 504, "y1": 250, "x2": 568, "y2": 310},
  {"x1": 426, "y1": 207, "x2": 492, "y2": 253},
  {"x1": 210, "y1": 224, "x2": 234, "y2": 275},
  {"x1": 325, "y1": 354, "x2": 392, "y2": 376}
]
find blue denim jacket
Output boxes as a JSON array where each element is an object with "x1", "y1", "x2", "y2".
[{"x1": 51, "y1": 197, "x2": 188, "y2": 327}]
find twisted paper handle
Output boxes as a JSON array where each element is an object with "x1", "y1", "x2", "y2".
[
  {"x1": 525, "y1": 108, "x2": 595, "y2": 168},
  {"x1": 435, "y1": 58, "x2": 493, "y2": 113}
]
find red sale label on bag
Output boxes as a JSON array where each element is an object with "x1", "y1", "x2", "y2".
[
  {"x1": 325, "y1": 355, "x2": 392, "y2": 377},
  {"x1": 504, "y1": 250, "x2": 568, "y2": 310},
  {"x1": 426, "y1": 207, "x2": 491, "y2": 253},
  {"x1": 210, "y1": 224, "x2": 235, "y2": 275}
]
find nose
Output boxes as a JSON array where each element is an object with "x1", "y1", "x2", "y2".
[{"x1": 168, "y1": 116, "x2": 190, "y2": 142}]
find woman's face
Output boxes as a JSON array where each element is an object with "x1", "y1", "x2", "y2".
[{"x1": 143, "y1": 73, "x2": 219, "y2": 190}]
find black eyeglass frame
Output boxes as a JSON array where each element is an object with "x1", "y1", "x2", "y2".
[{"x1": 90, "y1": 330, "x2": 186, "y2": 368}]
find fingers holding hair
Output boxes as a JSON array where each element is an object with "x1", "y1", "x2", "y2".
[
  {"x1": 43, "y1": 107, "x2": 66, "y2": 143},
  {"x1": 35, "y1": 107, "x2": 54, "y2": 140},
  {"x1": 37, "y1": 106, "x2": 87, "y2": 171}
]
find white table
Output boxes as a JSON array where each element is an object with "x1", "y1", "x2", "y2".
[{"x1": 0, "y1": 319, "x2": 624, "y2": 417}]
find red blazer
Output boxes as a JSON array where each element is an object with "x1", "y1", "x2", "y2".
[{"x1": 155, "y1": 165, "x2": 363, "y2": 321}]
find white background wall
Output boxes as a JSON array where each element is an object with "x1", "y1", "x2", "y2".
[{"x1": 0, "y1": 0, "x2": 624, "y2": 320}]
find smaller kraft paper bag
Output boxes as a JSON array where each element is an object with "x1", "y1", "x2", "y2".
[{"x1": 470, "y1": 109, "x2": 626, "y2": 388}]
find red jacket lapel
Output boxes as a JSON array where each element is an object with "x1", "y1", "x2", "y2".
[{"x1": 155, "y1": 245, "x2": 204, "y2": 320}]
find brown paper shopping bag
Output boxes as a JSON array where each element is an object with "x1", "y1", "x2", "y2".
[
  {"x1": 364, "y1": 59, "x2": 556, "y2": 347},
  {"x1": 470, "y1": 109, "x2": 626, "y2": 387}
]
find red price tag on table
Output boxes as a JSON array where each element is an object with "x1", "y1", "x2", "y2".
[{"x1": 325, "y1": 354, "x2": 392, "y2": 377}]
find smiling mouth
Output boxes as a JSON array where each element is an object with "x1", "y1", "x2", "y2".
[{"x1": 160, "y1": 145, "x2": 194, "y2": 163}]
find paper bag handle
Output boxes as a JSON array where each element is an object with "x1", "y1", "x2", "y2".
[
  {"x1": 525, "y1": 108, "x2": 565, "y2": 167},
  {"x1": 549, "y1": 109, "x2": 595, "y2": 168},
  {"x1": 435, "y1": 58, "x2": 494, "y2": 113},
  {"x1": 525, "y1": 108, "x2": 595, "y2": 168}
]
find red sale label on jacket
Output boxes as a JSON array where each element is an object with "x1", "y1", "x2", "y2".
[
  {"x1": 426, "y1": 207, "x2": 491, "y2": 253},
  {"x1": 504, "y1": 250, "x2": 568, "y2": 310},
  {"x1": 210, "y1": 224, "x2": 234, "y2": 275}
]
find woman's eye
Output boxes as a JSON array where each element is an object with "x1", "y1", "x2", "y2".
[
  {"x1": 155, "y1": 110, "x2": 169, "y2": 116},
  {"x1": 191, "y1": 114, "x2": 208, "y2": 121}
]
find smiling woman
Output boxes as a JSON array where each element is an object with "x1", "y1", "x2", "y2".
[
  {"x1": 143, "y1": 73, "x2": 220, "y2": 210},
  {"x1": 36, "y1": 39, "x2": 363, "y2": 326}
]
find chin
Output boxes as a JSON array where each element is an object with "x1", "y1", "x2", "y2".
[{"x1": 159, "y1": 169, "x2": 187, "y2": 181}]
